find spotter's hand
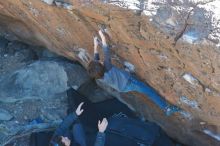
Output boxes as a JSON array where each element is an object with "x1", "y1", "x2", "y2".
[{"x1": 75, "y1": 102, "x2": 84, "y2": 116}]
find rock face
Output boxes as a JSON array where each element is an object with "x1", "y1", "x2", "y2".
[{"x1": 0, "y1": 0, "x2": 219, "y2": 145}]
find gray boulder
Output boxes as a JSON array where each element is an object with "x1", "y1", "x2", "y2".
[{"x1": 0, "y1": 60, "x2": 90, "y2": 102}]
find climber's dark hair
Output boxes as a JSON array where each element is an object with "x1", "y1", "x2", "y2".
[{"x1": 87, "y1": 60, "x2": 105, "y2": 79}]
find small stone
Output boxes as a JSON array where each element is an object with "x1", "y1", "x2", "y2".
[
  {"x1": 42, "y1": 0, "x2": 54, "y2": 5},
  {"x1": 24, "y1": 116, "x2": 28, "y2": 120},
  {"x1": 0, "y1": 109, "x2": 13, "y2": 121},
  {"x1": 200, "y1": 121, "x2": 206, "y2": 125},
  {"x1": 205, "y1": 88, "x2": 212, "y2": 93},
  {"x1": 182, "y1": 73, "x2": 199, "y2": 85},
  {"x1": 63, "y1": 3, "x2": 73, "y2": 11}
]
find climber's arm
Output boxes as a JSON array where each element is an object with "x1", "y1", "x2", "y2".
[
  {"x1": 102, "y1": 45, "x2": 112, "y2": 71},
  {"x1": 53, "y1": 102, "x2": 84, "y2": 136},
  {"x1": 94, "y1": 36, "x2": 100, "y2": 61},
  {"x1": 94, "y1": 118, "x2": 108, "y2": 146},
  {"x1": 99, "y1": 30, "x2": 112, "y2": 71}
]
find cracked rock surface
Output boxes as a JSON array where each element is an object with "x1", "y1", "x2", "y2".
[{"x1": 0, "y1": 0, "x2": 220, "y2": 145}]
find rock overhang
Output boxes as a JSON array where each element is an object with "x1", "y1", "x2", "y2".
[{"x1": 0, "y1": 0, "x2": 220, "y2": 145}]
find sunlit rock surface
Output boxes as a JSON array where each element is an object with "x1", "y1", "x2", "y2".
[{"x1": 0, "y1": 0, "x2": 220, "y2": 145}]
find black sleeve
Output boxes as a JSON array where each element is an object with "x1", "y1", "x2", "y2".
[
  {"x1": 102, "y1": 45, "x2": 112, "y2": 71},
  {"x1": 94, "y1": 132, "x2": 106, "y2": 146},
  {"x1": 54, "y1": 113, "x2": 78, "y2": 136},
  {"x1": 94, "y1": 53, "x2": 100, "y2": 61}
]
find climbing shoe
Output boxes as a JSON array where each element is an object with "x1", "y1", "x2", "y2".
[{"x1": 165, "y1": 105, "x2": 181, "y2": 116}]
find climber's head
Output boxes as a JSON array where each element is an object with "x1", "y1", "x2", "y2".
[{"x1": 87, "y1": 60, "x2": 104, "y2": 79}]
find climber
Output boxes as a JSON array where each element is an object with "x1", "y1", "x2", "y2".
[
  {"x1": 87, "y1": 28, "x2": 181, "y2": 116},
  {"x1": 50, "y1": 102, "x2": 108, "y2": 146}
]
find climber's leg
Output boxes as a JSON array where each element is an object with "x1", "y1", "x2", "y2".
[{"x1": 124, "y1": 77, "x2": 181, "y2": 116}]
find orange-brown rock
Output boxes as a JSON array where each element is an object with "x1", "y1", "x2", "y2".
[{"x1": 0, "y1": 0, "x2": 219, "y2": 145}]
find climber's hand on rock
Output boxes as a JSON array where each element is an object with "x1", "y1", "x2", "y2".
[
  {"x1": 75, "y1": 102, "x2": 84, "y2": 116},
  {"x1": 94, "y1": 36, "x2": 99, "y2": 47},
  {"x1": 98, "y1": 30, "x2": 107, "y2": 46}
]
